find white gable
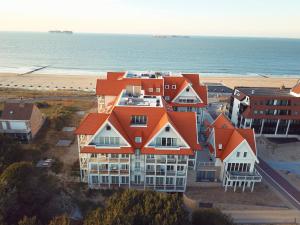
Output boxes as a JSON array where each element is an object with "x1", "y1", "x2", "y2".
[
  {"x1": 88, "y1": 121, "x2": 130, "y2": 148},
  {"x1": 173, "y1": 83, "x2": 203, "y2": 103},
  {"x1": 145, "y1": 122, "x2": 190, "y2": 149},
  {"x1": 223, "y1": 140, "x2": 258, "y2": 164}
]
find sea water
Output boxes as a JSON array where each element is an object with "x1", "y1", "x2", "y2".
[{"x1": 0, "y1": 32, "x2": 300, "y2": 77}]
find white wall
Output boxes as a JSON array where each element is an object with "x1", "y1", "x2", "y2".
[
  {"x1": 90, "y1": 122, "x2": 129, "y2": 146},
  {"x1": 148, "y1": 124, "x2": 188, "y2": 148},
  {"x1": 173, "y1": 85, "x2": 202, "y2": 103},
  {"x1": 9, "y1": 121, "x2": 27, "y2": 130},
  {"x1": 224, "y1": 141, "x2": 256, "y2": 173},
  {"x1": 231, "y1": 98, "x2": 241, "y2": 126}
]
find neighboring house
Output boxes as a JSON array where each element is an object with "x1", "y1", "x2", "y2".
[
  {"x1": 76, "y1": 83, "x2": 201, "y2": 192},
  {"x1": 204, "y1": 82, "x2": 233, "y2": 98},
  {"x1": 96, "y1": 71, "x2": 208, "y2": 123},
  {"x1": 0, "y1": 103, "x2": 45, "y2": 143},
  {"x1": 227, "y1": 82, "x2": 300, "y2": 139},
  {"x1": 203, "y1": 114, "x2": 262, "y2": 192}
]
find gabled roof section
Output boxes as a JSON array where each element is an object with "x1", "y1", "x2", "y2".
[
  {"x1": 291, "y1": 81, "x2": 300, "y2": 96},
  {"x1": 75, "y1": 113, "x2": 109, "y2": 135},
  {"x1": 212, "y1": 114, "x2": 234, "y2": 129},
  {"x1": 208, "y1": 114, "x2": 257, "y2": 161},
  {"x1": 163, "y1": 74, "x2": 207, "y2": 106},
  {"x1": 1, "y1": 103, "x2": 35, "y2": 120}
]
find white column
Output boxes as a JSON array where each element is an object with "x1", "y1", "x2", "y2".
[
  {"x1": 286, "y1": 120, "x2": 291, "y2": 135},
  {"x1": 249, "y1": 118, "x2": 253, "y2": 128},
  {"x1": 275, "y1": 119, "x2": 280, "y2": 135},
  {"x1": 260, "y1": 119, "x2": 265, "y2": 134},
  {"x1": 234, "y1": 181, "x2": 237, "y2": 192},
  {"x1": 243, "y1": 181, "x2": 246, "y2": 192},
  {"x1": 251, "y1": 182, "x2": 255, "y2": 192}
]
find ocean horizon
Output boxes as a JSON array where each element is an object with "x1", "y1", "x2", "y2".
[{"x1": 0, "y1": 31, "x2": 300, "y2": 77}]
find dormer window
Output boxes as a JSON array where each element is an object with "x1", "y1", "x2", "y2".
[
  {"x1": 164, "y1": 85, "x2": 170, "y2": 89},
  {"x1": 131, "y1": 115, "x2": 147, "y2": 126},
  {"x1": 165, "y1": 126, "x2": 170, "y2": 132},
  {"x1": 106, "y1": 125, "x2": 111, "y2": 131},
  {"x1": 135, "y1": 137, "x2": 142, "y2": 143},
  {"x1": 172, "y1": 85, "x2": 176, "y2": 89},
  {"x1": 156, "y1": 88, "x2": 160, "y2": 93},
  {"x1": 186, "y1": 87, "x2": 190, "y2": 92},
  {"x1": 149, "y1": 88, "x2": 153, "y2": 93}
]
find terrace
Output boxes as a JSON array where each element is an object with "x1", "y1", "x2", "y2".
[{"x1": 117, "y1": 89, "x2": 163, "y2": 107}]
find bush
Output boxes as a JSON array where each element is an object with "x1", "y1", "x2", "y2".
[
  {"x1": 51, "y1": 159, "x2": 63, "y2": 174},
  {"x1": 18, "y1": 216, "x2": 40, "y2": 225},
  {"x1": 85, "y1": 189, "x2": 188, "y2": 225},
  {"x1": 191, "y1": 209, "x2": 233, "y2": 225}
]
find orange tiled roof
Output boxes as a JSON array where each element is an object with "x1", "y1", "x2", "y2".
[
  {"x1": 291, "y1": 82, "x2": 300, "y2": 94},
  {"x1": 77, "y1": 106, "x2": 201, "y2": 155},
  {"x1": 208, "y1": 114, "x2": 256, "y2": 161},
  {"x1": 75, "y1": 113, "x2": 109, "y2": 135}
]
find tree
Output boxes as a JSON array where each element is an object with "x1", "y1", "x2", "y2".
[
  {"x1": 0, "y1": 135, "x2": 23, "y2": 172},
  {"x1": 98, "y1": 189, "x2": 188, "y2": 225},
  {"x1": 0, "y1": 162, "x2": 60, "y2": 225},
  {"x1": 18, "y1": 216, "x2": 40, "y2": 225},
  {"x1": 191, "y1": 209, "x2": 234, "y2": 225},
  {"x1": 48, "y1": 215, "x2": 70, "y2": 225},
  {"x1": 84, "y1": 208, "x2": 103, "y2": 225}
]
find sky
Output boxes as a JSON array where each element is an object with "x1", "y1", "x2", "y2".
[{"x1": 0, "y1": 0, "x2": 300, "y2": 38}]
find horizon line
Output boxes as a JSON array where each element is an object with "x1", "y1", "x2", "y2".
[{"x1": 1, "y1": 30, "x2": 300, "y2": 40}]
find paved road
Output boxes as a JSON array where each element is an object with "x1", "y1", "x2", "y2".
[
  {"x1": 257, "y1": 157, "x2": 300, "y2": 210},
  {"x1": 224, "y1": 210, "x2": 300, "y2": 224},
  {"x1": 0, "y1": 95, "x2": 96, "y2": 103}
]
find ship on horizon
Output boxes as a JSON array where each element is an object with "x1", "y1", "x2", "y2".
[{"x1": 49, "y1": 30, "x2": 73, "y2": 34}]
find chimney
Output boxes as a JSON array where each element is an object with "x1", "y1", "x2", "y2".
[{"x1": 218, "y1": 144, "x2": 223, "y2": 150}]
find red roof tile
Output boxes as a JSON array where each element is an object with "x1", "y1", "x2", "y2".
[{"x1": 75, "y1": 113, "x2": 109, "y2": 135}]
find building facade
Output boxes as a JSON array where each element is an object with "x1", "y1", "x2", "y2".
[
  {"x1": 77, "y1": 71, "x2": 262, "y2": 192},
  {"x1": 227, "y1": 82, "x2": 300, "y2": 139},
  {"x1": 0, "y1": 103, "x2": 45, "y2": 143},
  {"x1": 203, "y1": 114, "x2": 262, "y2": 192},
  {"x1": 76, "y1": 73, "x2": 202, "y2": 191}
]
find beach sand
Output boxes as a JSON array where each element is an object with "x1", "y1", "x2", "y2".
[{"x1": 0, "y1": 73, "x2": 299, "y2": 92}]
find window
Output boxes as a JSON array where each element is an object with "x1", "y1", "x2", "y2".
[
  {"x1": 156, "y1": 137, "x2": 177, "y2": 147},
  {"x1": 164, "y1": 84, "x2": 170, "y2": 89},
  {"x1": 146, "y1": 177, "x2": 154, "y2": 185},
  {"x1": 156, "y1": 88, "x2": 160, "y2": 93},
  {"x1": 101, "y1": 176, "x2": 109, "y2": 183},
  {"x1": 98, "y1": 137, "x2": 120, "y2": 145},
  {"x1": 236, "y1": 152, "x2": 240, "y2": 157},
  {"x1": 135, "y1": 162, "x2": 140, "y2": 170},
  {"x1": 243, "y1": 152, "x2": 247, "y2": 158},
  {"x1": 149, "y1": 88, "x2": 153, "y2": 92},
  {"x1": 90, "y1": 164, "x2": 97, "y2": 171},
  {"x1": 106, "y1": 125, "x2": 111, "y2": 130},
  {"x1": 166, "y1": 177, "x2": 174, "y2": 185},
  {"x1": 135, "y1": 136, "x2": 142, "y2": 143},
  {"x1": 172, "y1": 84, "x2": 176, "y2": 89},
  {"x1": 111, "y1": 154, "x2": 118, "y2": 158},
  {"x1": 177, "y1": 166, "x2": 184, "y2": 171},
  {"x1": 91, "y1": 153, "x2": 97, "y2": 158},
  {"x1": 131, "y1": 115, "x2": 147, "y2": 125},
  {"x1": 111, "y1": 176, "x2": 119, "y2": 184},
  {"x1": 121, "y1": 176, "x2": 129, "y2": 184},
  {"x1": 186, "y1": 87, "x2": 190, "y2": 92},
  {"x1": 156, "y1": 177, "x2": 164, "y2": 185},
  {"x1": 121, "y1": 154, "x2": 129, "y2": 158},
  {"x1": 91, "y1": 176, "x2": 99, "y2": 184},
  {"x1": 121, "y1": 164, "x2": 129, "y2": 170},
  {"x1": 176, "y1": 178, "x2": 184, "y2": 186},
  {"x1": 165, "y1": 126, "x2": 170, "y2": 132}
]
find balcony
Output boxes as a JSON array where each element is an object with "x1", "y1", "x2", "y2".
[
  {"x1": 167, "y1": 158, "x2": 176, "y2": 164},
  {"x1": 157, "y1": 158, "x2": 166, "y2": 164},
  {"x1": 225, "y1": 169, "x2": 262, "y2": 182},
  {"x1": 146, "y1": 170, "x2": 155, "y2": 175},
  {"x1": 176, "y1": 171, "x2": 186, "y2": 176},
  {"x1": 166, "y1": 171, "x2": 176, "y2": 176},
  {"x1": 146, "y1": 158, "x2": 155, "y2": 164},
  {"x1": 120, "y1": 158, "x2": 129, "y2": 163},
  {"x1": 177, "y1": 160, "x2": 187, "y2": 164},
  {"x1": 156, "y1": 171, "x2": 165, "y2": 176},
  {"x1": 120, "y1": 169, "x2": 129, "y2": 174}
]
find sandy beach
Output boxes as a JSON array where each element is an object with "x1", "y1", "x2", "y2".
[{"x1": 0, "y1": 72, "x2": 299, "y2": 92}]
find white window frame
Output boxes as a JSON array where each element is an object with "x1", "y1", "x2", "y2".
[{"x1": 172, "y1": 84, "x2": 176, "y2": 89}]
